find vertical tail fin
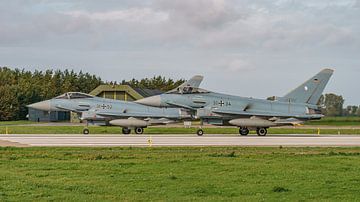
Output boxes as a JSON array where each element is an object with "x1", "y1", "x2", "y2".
[
  {"x1": 167, "y1": 75, "x2": 204, "y2": 93},
  {"x1": 283, "y1": 69, "x2": 334, "y2": 105},
  {"x1": 178, "y1": 75, "x2": 204, "y2": 88}
]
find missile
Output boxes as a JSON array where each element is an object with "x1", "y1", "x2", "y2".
[
  {"x1": 109, "y1": 118, "x2": 148, "y2": 127},
  {"x1": 228, "y1": 118, "x2": 276, "y2": 127}
]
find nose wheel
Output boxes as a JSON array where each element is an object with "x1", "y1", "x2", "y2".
[
  {"x1": 82, "y1": 128, "x2": 90, "y2": 135},
  {"x1": 196, "y1": 129, "x2": 204, "y2": 136}
]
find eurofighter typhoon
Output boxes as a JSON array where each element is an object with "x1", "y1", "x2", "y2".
[
  {"x1": 136, "y1": 69, "x2": 334, "y2": 136},
  {"x1": 27, "y1": 77, "x2": 203, "y2": 134}
]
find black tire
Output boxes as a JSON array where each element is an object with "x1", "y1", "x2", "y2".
[
  {"x1": 83, "y1": 128, "x2": 90, "y2": 135},
  {"x1": 122, "y1": 128, "x2": 131, "y2": 135},
  {"x1": 239, "y1": 127, "x2": 249, "y2": 136},
  {"x1": 135, "y1": 127, "x2": 144, "y2": 134},
  {"x1": 256, "y1": 128, "x2": 267, "y2": 136},
  {"x1": 196, "y1": 129, "x2": 204, "y2": 136}
]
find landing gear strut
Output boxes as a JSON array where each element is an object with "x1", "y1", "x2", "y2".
[
  {"x1": 256, "y1": 127, "x2": 267, "y2": 136},
  {"x1": 196, "y1": 120, "x2": 204, "y2": 136},
  {"x1": 239, "y1": 127, "x2": 249, "y2": 136},
  {"x1": 135, "y1": 127, "x2": 144, "y2": 134},
  {"x1": 83, "y1": 121, "x2": 90, "y2": 135},
  {"x1": 122, "y1": 128, "x2": 131, "y2": 135}
]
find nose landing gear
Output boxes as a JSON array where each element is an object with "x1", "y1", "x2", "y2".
[{"x1": 196, "y1": 129, "x2": 204, "y2": 136}]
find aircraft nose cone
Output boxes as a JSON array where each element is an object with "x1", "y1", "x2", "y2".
[
  {"x1": 27, "y1": 100, "x2": 52, "y2": 111},
  {"x1": 135, "y1": 95, "x2": 161, "y2": 107}
]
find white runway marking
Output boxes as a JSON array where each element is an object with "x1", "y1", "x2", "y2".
[{"x1": 2, "y1": 134, "x2": 360, "y2": 147}]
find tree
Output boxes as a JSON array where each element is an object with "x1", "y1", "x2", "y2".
[
  {"x1": 0, "y1": 67, "x2": 103, "y2": 120},
  {"x1": 120, "y1": 76, "x2": 185, "y2": 91},
  {"x1": 322, "y1": 93, "x2": 344, "y2": 116},
  {"x1": 0, "y1": 67, "x2": 186, "y2": 120},
  {"x1": 0, "y1": 85, "x2": 19, "y2": 121}
]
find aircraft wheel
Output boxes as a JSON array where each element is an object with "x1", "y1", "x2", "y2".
[
  {"x1": 83, "y1": 128, "x2": 89, "y2": 135},
  {"x1": 239, "y1": 127, "x2": 249, "y2": 136},
  {"x1": 256, "y1": 128, "x2": 267, "y2": 136},
  {"x1": 196, "y1": 129, "x2": 204, "y2": 136},
  {"x1": 135, "y1": 127, "x2": 144, "y2": 134},
  {"x1": 122, "y1": 128, "x2": 131, "y2": 135}
]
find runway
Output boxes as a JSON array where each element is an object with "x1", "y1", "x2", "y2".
[{"x1": 2, "y1": 134, "x2": 360, "y2": 147}]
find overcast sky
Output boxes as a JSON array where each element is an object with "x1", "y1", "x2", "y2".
[{"x1": 1, "y1": 0, "x2": 359, "y2": 104}]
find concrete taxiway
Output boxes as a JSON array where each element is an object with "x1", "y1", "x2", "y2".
[{"x1": 1, "y1": 134, "x2": 360, "y2": 147}]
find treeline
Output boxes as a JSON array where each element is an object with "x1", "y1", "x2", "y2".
[
  {"x1": 1, "y1": 67, "x2": 358, "y2": 121},
  {"x1": 119, "y1": 76, "x2": 185, "y2": 92},
  {"x1": 0, "y1": 67, "x2": 103, "y2": 120},
  {"x1": 0, "y1": 67, "x2": 185, "y2": 121},
  {"x1": 319, "y1": 94, "x2": 359, "y2": 116}
]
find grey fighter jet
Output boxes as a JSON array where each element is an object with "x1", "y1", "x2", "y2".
[
  {"x1": 28, "y1": 92, "x2": 193, "y2": 134},
  {"x1": 135, "y1": 69, "x2": 334, "y2": 136},
  {"x1": 27, "y1": 76, "x2": 203, "y2": 134}
]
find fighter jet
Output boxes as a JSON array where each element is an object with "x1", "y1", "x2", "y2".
[
  {"x1": 27, "y1": 92, "x2": 194, "y2": 134},
  {"x1": 27, "y1": 76, "x2": 203, "y2": 134},
  {"x1": 135, "y1": 69, "x2": 334, "y2": 136}
]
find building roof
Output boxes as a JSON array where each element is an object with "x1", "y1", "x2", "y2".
[{"x1": 89, "y1": 84, "x2": 163, "y2": 99}]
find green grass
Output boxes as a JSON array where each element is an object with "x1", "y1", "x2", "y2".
[
  {"x1": 307, "y1": 116, "x2": 360, "y2": 126},
  {"x1": 0, "y1": 120, "x2": 37, "y2": 126},
  {"x1": 0, "y1": 116, "x2": 359, "y2": 135},
  {"x1": 1, "y1": 125, "x2": 360, "y2": 135},
  {"x1": 1, "y1": 147, "x2": 360, "y2": 201}
]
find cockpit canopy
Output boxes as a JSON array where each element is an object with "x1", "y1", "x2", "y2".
[
  {"x1": 55, "y1": 92, "x2": 94, "y2": 99},
  {"x1": 166, "y1": 86, "x2": 210, "y2": 94}
]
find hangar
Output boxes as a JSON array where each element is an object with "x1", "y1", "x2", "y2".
[{"x1": 28, "y1": 85, "x2": 163, "y2": 122}]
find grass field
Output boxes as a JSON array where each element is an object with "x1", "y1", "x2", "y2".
[
  {"x1": 0, "y1": 120, "x2": 37, "y2": 126},
  {"x1": 1, "y1": 147, "x2": 360, "y2": 201},
  {"x1": 1, "y1": 125, "x2": 360, "y2": 135},
  {"x1": 2, "y1": 116, "x2": 360, "y2": 126},
  {"x1": 306, "y1": 116, "x2": 360, "y2": 126},
  {"x1": 0, "y1": 117, "x2": 359, "y2": 135}
]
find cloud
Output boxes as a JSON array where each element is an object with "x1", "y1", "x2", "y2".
[
  {"x1": 226, "y1": 59, "x2": 254, "y2": 72},
  {"x1": 355, "y1": 0, "x2": 360, "y2": 7},
  {"x1": 65, "y1": 8, "x2": 168, "y2": 24},
  {"x1": 155, "y1": 0, "x2": 242, "y2": 29},
  {"x1": 0, "y1": 1, "x2": 360, "y2": 104},
  {"x1": 1, "y1": 0, "x2": 358, "y2": 51},
  {"x1": 209, "y1": 56, "x2": 256, "y2": 73}
]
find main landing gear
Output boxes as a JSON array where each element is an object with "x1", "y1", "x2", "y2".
[
  {"x1": 122, "y1": 128, "x2": 131, "y2": 135},
  {"x1": 238, "y1": 127, "x2": 268, "y2": 136},
  {"x1": 134, "y1": 127, "x2": 144, "y2": 134},
  {"x1": 256, "y1": 127, "x2": 268, "y2": 136},
  {"x1": 239, "y1": 127, "x2": 249, "y2": 136},
  {"x1": 121, "y1": 127, "x2": 144, "y2": 135}
]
